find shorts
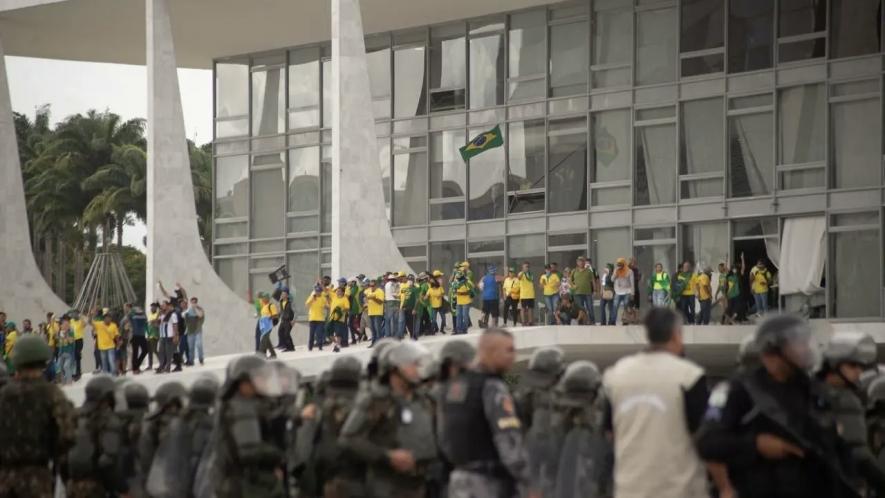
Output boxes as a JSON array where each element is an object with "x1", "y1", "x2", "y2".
[
  {"x1": 520, "y1": 299, "x2": 535, "y2": 309},
  {"x1": 482, "y1": 300, "x2": 499, "y2": 317}
]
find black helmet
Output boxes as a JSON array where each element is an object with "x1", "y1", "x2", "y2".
[
  {"x1": 439, "y1": 340, "x2": 476, "y2": 367},
  {"x1": 151, "y1": 381, "x2": 187, "y2": 417},
  {"x1": 328, "y1": 356, "x2": 362, "y2": 391},
  {"x1": 754, "y1": 314, "x2": 816, "y2": 371},
  {"x1": 823, "y1": 332, "x2": 877, "y2": 369},
  {"x1": 524, "y1": 347, "x2": 565, "y2": 387},
  {"x1": 84, "y1": 374, "x2": 116, "y2": 406},
  {"x1": 190, "y1": 376, "x2": 220, "y2": 408},
  {"x1": 124, "y1": 382, "x2": 150, "y2": 410},
  {"x1": 221, "y1": 354, "x2": 267, "y2": 398},
  {"x1": 11, "y1": 334, "x2": 52, "y2": 369},
  {"x1": 868, "y1": 375, "x2": 885, "y2": 409},
  {"x1": 367, "y1": 338, "x2": 397, "y2": 380},
  {"x1": 737, "y1": 333, "x2": 761, "y2": 368},
  {"x1": 556, "y1": 361, "x2": 601, "y2": 405}
]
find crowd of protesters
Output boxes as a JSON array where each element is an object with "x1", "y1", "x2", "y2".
[{"x1": 0, "y1": 281, "x2": 206, "y2": 382}]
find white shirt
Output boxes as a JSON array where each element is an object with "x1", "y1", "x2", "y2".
[
  {"x1": 384, "y1": 281, "x2": 399, "y2": 301},
  {"x1": 160, "y1": 312, "x2": 178, "y2": 339},
  {"x1": 613, "y1": 268, "x2": 635, "y2": 296}
]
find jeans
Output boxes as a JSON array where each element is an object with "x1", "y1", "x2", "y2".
[
  {"x1": 430, "y1": 308, "x2": 442, "y2": 333},
  {"x1": 254, "y1": 322, "x2": 261, "y2": 352},
  {"x1": 259, "y1": 332, "x2": 276, "y2": 358},
  {"x1": 599, "y1": 299, "x2": 614, "y2": 325},
  {"x1": 652, "y1": 290, "x2": 669, "y2": 307},
  {"x1": 308, "y1": 321, "x2": 325, "y2": 351},
  {"x1": 131, "y1": 335, "x2": 148, "y2": 371},
  {"x1": 179, "y1": 332, "x2": 191, "y2": 365},
  {"x1": 544, "y1": 295, "x2": 561, "y2": 325},
  {"x1": 610, "y1": 294, "x2": 630, "y2": 325},
  {"x1": 99, "y1": 348, "x2": 116, "y2": 375},
  {"x1": 698, "y1": 299, "x2": 712, "y2": 325},
  {"x1": 187, "y1": 332, "x2": 204, "y2": 363},
  {"x1": 147, "y1": 338, "x2": 158, "y2": 369},
  {"x1": 369, "y1": 315, "x2": 384, "y2": 343},
  {"x1": 678, "y1": 295, "x2": 696, "y2": 324},
  {"x1": 157, "y1": 337, "x2": 175, "y2": 371},
  {"x1": 456, "y1": 304, "x2": 471, "y2": 334},
  {"x1": 753, "y1": 293, "x2": 768, "y2": 315},
  {"x1": 383, "y1": 302, "x2": 399, "y2": 339},
  {"x1": 74, "y1": 338, "x2": 83, "y2": 378},
  {"x1": 573, "y1": 294, "x2": 595, "y2": 324},
  {"x1": 334, "y1": 321, "x2": 349, "y2": 347},
  {"x1": 58, "y1": 352, "x2": 74, "y2": 383}
]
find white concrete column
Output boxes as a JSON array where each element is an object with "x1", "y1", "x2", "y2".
[
  {"x1": 146, "y1": 0, "x2": 255, "y2": 355},
  {"x1": 331, "y1": 0, "x2": 410, "y2": 278},
  {"x1": 0, "y1": 35, "x2": 68, "y2": 324}
]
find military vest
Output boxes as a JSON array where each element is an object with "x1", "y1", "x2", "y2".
[
  {"x1": 0, "y1": 380, "x2": 56, "y2": 465},
  {"x1": 442, "y1": 370, "x2": 500, "y2": 465}
]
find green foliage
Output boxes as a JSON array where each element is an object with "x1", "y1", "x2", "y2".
[{"x1": 119, "y1": 245, "x2": 147, "y2": 304}]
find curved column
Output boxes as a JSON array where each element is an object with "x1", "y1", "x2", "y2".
[
  {"x1": 0, "y1": 35, "x2": 69, "y2": 324},
  {"x1": 146, "y1": 0, "x2": 254, "y2": 355},
  {"x1": 331, "y1": 0, "x2": 410, "y2": 278}
]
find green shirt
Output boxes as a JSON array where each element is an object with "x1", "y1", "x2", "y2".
[
  {"x1": 726, "y1": 274, "x2": 741, "y2": 299},
  {"x1": 349, "y1": 287, "x2": 363, "y2": 314},
  {"x1": 401, "y1": 285, "x2": 419, "y2": 311},
  {"x1": 571, "y1": 267, "x2": 596, "y2": 295}
]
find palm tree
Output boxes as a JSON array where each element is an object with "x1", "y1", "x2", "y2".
[
  {"x1": 189, "y1": 140, "x2": 213, "y2": 255},
  {"x1": 81, "y1": 143, "x2": 147, "y2": 247}
]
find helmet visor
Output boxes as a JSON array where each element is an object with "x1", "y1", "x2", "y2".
[{"x1": 252, "y1": 364, "x2": 301, "y2": 397}]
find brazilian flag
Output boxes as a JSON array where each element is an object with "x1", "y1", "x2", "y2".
[{"x1": 460, "y1": 125, "x2": 504, "y2": 162}]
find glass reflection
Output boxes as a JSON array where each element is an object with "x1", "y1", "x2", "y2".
[
  {"x1": 636, "y1": 7, "x2": 677, "y2": 85},
  {"x1": 549, "y1": 118, "x2": 588, "y2": 213},
  {"x1": 681, "y1": 98, "x2": 724, "y2": 176},
  {"x1": 251, "y1": 68, "x2": 285, "y2": 136},
  {"x1": 215, "y1": 156, "x2": 249, "y2": 218},
  {"x1": 430, "y1": 130, "x2": 467, "y2": 199},
  {"x1": 468, "y1": 127, "x2": 506, "y2": 220},
  {"x1": 395, "y1": 46, "x2": 427, "y2": 118},
  {"x1": 635, "y1": 123, "x2": 677, "y2": 205},
  {"x1": 216, "y1": 61, "x2": 249, "y2": 118},
  {"x1": 287, "y1": 146, "x2": 319, "y2": 213},
  {"x1": 508, "y1": 120, "x2": 546, "y2": 191},
  {"x1": 550, "y1": 22, "x2": 589, "y2": 97},
  {"x1": 288, "y1": 49, "x2": 320, "y2": 129},
  {"x1": 729, "y1": 111, "x2": 773, "y2": 197},
  {"x1": 251, "y1": 168, "x2": 285, "y2": 238},
  {"x1": 728, "y1": 0, "x2": 773, "y2": 73},
  {"x1": 832, "y1": 97, "x2": 881, "y2": 189},
  {"x1": 393, "y1": 137, "x2": 428, "y2": 227},
  {"x1": 830, "y1": 0, "x2": 881, "y2": 58},
  {"x1": 470, "y1": 34, "x2": 505, "y2": 109},
  {"x1": 591, "y1": 109, "x2": 631, "y2": 183},
  {"x1": 778, "y1": 84, "x2": 824, "y2": 165}
]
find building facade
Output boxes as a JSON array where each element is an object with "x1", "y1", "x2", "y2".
[{"x1": 211, "y1": 0, "x2": 885, "y2": 320}]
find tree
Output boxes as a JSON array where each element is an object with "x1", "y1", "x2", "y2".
[{"x1": 189, "y1": 140, "x2": 213, "y2": 255}]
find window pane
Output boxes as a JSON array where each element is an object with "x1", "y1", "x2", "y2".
[
  {"x1": 395, "y1": 46, "x2": 427, "y2": 118},
  {"x1": 322, "y1": 59, "x2": 333, "y2": 127},
  {"x1": 470, "y1": 34, "x2": 505, "y2": 109},
  {"x1": 832, "y1": 98, "x2": 882, "y2": 189},
  {"x1": 216, "y1": 222, "x2": 247, "y2": 239},
  {"x1": 728, "y1": 0, "x2": 773, "y2": 73},
  {"x1": 216, "y1": 60, "x2": 249, "y2": 118},
  {"x1": 830, "y1": 0, "x2": 882, "y2": 59},
  {"x1": 681, "y1": 178, "x2": 724, "y2": 198},
  {"x1": 682, "y1": 54, "x2": 725, "y2": 77},
  {"x1": 431, "y1": 202, "x2": 466, "y2": 221},
  {"x1": 591, "y1": 227, "x2": 630, "y2": 267},
  {"x1": 635, "y1": 227, "x2": 676, "y2": 240},
  {"x1": 832, "y1": 230, "x2": 880, "y2": 318},
  {"x1": 548, "y1": 250, "x2": 586, "y2": 273},
  {"x1": 550, "y1": 22, "x2": 589, "y2": 97},
  {"x1": 430, "y1": 241, "x2": 465, "y2": 277},
  {"x1": 288, "y1": 147, "x2": 319, "y2": 213},
  {"x1": 215, "y1": 258, "x2": 248, "y2": 300},
  {"x1": 367, "y1": 46, "x2": 391, "y2": 119},
  {"x1": 729, "y1": 112, "x2": 773, "y2": 197},
  {"x1": 634, "y1": 243, "x2": 676, "y2": 302},
  {"x1": 549, "y1": 120, "x2": 588, "y2": 213},
  {"x1": 733, "y1": 217, "x2": 777, "y2": 237},
  {"x1": 509, "y1": 11, "x2": 547, "y2": 79},
  {"x1": 593, "y1": 67, "x2": 632, "y2": 88},
  {"x1": 780, "y1": 168, "x2": 825, "y2": 190},
  {"x1": 288, "y1": 49, "x2": 320, "y2": 129},
  {"x1": 636, "y1": 8, "x2": 677, "y2": 86},
  {"x1": 592, "y1": 185, "x2": 631, "y2": 206},
  {"x1": 682, "y1": 222, "x2": 728, "y2": 271},
  {"x1": 508, "y1": 120, "x2": 546, "y2": 191},
  {"x1": 287, "y1": 252, "x2": 319, "y2": 316},
  {"x1": 321, "y1": 154, "x2": 332, "y2": 233},
  {"x1": 509, "y1": 192, "x2": 545, "y2": 214},
  {"x1": 592, "y1": 109, "x2": 631, "y2": 182},
  {"x1": 378, "y1": 138, "x2": 392, "y2": 221},
  {"x1": 393, "y1": 143, "x2": 428, "y2": 227},
  {"x1": 215, "y1": 156, "x2": 249, "y2": 218},
  {"x1": 681, "y1": 98, "x2": 725, "y2": 175},
  {"x1": 508, "y1": 234, "x2": 545, "y2": 278},
  {"x1": 549, "y1": 232, "x2": 587, "y2": 247},
  {"x1": 635, "y1": 124, "x2": 677, "y2": 205},
  {"x1": 250, "y1": 168, "x2": 285, "y2": 238},
  {"x1": 468, "y1": 128, "x2": 506, "y2": 220},
  {"x1": 779, "y1": 38, "x2": 826, "y2": 63},
  {"x1": 593, "y1": 9, "x2": 632, "y2": 66},
  {"x1": 780, "y1": 0, "x2": 826, "y2": 37},
  {"x1": 430, "y1": 130, "x2": 467, "y2": 199},
  {"x1": 681, "y1": 0, "x2": 724, "y2": 52},
  {"x1": 778, "y1": 84, "x2": 825, "y2": 165},
  {"x1": 251, "y1": 68, "x2": 285, "y2": 136},
  {"x1": 431, "y1": 30, "x2": 466, "y2": 90}
]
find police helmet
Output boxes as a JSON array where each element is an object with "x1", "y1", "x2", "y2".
[
  {"x1": 439, "y1": 340, "x2": 476, "y2": 367},
  {"x1": 328, "y1": 356, "x2": 362, "y2": 391},
  {"x1": 221, "y1": 354, "x2": 267, "y2": 398},
  {"x1": 124, "y1": 382, "x2": 150, "y2": 410},
  {"x1": 524, "y1": 346, "x2": 565, "y2": 387},
  {"x1": 823, "y1": 331, "x2": 877, "y2": 369},
  {"x1": 753, "y1": 314, "x2": 817, "y2": 371},
  {"x1": 190, "y1": 375, "x2": 220, "y2": 408},
  {"x1": 380, "y1": 341, "x2": 430, "y2": 380},
  {"x1": 556, "y1": 360, "x2": 602, "y2": 404},
  {"x1": 737, "y1": 333, "x2": 761, "y2": 368},
  {"x1": 253, "y1": 362, "x2": 301, "y2": 398},
  {"x1": 367, "y1": 338, "x2": 398, "y2": 380},
  {"x1": 84, "y1": 374, "x2": 117, "y2": 406},
  {"x1": 11, "y1": 334, "x2": 52, "y2": 369},
  {"x1": 152, "y1": 381, "x2": 188, "y2": 414},
  {"x1": 868, "y1": 376, "x2": 885, "y2": 409}
]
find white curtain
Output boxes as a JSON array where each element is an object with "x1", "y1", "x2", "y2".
[
  {"x1": 764, "y1": 237, "x2": 780, "y2": 269},
  {"x1": 636, "y1": 124, "x2": 677, "y2": 204},
  {"x1": 778, "y1": 216, "x2": 825, "y2": 295}
]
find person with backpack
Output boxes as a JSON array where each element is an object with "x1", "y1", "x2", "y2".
[
  {"x1": 257, "y1": 292, "x2": 280, "y2": 359},
  {"x1": 749, "y1": 259, "x2": 773, "y2": 316}
]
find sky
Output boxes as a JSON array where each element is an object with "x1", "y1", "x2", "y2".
[{"x1": 7, "y1": 56, "x2": 212, "y2": 250}]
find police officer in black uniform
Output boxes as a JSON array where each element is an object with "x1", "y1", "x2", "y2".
[
  {"x1": 696, "y1": 315, "x2": 859, "y2": 498},
  {"x1": 442, "y1": 329, "x2": 539, "y2": 498}
]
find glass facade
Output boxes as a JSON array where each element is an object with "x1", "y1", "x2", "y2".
[{"x1": 213, "y1": 0, "x2": 885, "y2": 320}]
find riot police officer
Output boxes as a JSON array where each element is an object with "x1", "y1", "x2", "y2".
[
  {"x1": 696, "y1": 314, "x2": 859, "y2": 498},
  {"x1": 868, "y1": 377, "x2": 885, "y2": 468},
  {"x1": 737, "y1": 332, "x2": 761, "y2": 369},
  {"x1": 366, "y1": 337, "x2": 398, "y2": 381},
  {"x1": 442, "y1": 329, "x2": 539, "y2": 498},
  {"x1": 340, "y1": 341, "x2": 438, "y2": 498},
  {"x1": 514, "y1": 346, "x2": 565, "y2": 429},
  {"x1": 184, "y1": 375, "x2": 220, "y2": 493},
  {"x1": 67, "y1": 374, "x2": 130, "y2": 498},
  {"x1": 0, "y1": 361, "x2": 7, "y2": 389},
  {"x1": 0, "y1": 335, "x2": 75, "y2": 498},
  {"x1": 552, "y1": 360, "x2": 612, "y2": 498},
  {"x1": 117, "y1": 380, "x2": 150, "y2": 497},
  {"x1": 140, "y1": 381, "x2": 189, "y2": 498},
  {"x1": 819, "y1": 331, "x2": 885, "y2": 494}
]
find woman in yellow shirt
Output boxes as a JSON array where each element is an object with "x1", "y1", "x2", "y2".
[
  {"x1": 517, "y1": 262, "x2": 536, "y2": 326},
  {"x1": 329, "y1": 286, "x2": 351, "y2": 352},
  {"x1": 363, "y1": 280, "x2": 386, "y2": 344},
  {"x1": 502, "y1": 267, "x2": 521, "y2": 326},
  {"x1": 425, "y1": 281, "x2": 445, "y2": 334},
  {"x1": 539, "y1": 264, "x2": 562, "y2": 325}
]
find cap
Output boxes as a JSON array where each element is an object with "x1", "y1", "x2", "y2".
[
  {"x1": 432, "y1": 270, "x2": 443, "y2": 277},
  {"x1": 338, "y1": 277, "x2": 347, "y2": 284}
]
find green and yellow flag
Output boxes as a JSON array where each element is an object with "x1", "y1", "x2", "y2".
[{"x1": 460, "y1": 125, "x2": 504, "y2": 162}]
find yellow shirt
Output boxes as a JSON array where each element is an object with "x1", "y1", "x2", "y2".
[
  {"x1": 750, "y1": 267, "x2": 770, "y2": 295},
  {"x1": 540, "y1": 273, "x2": 561, "y2": 296},
  {"x1": 70, "y1": 318, "x2": 85, "y2": 340},
  {"x1": 93, "y1": 321, "x2": 119, "y2": 351},
  {"x1": 4, "y1": 330, "x2": 16, "y2": 356},
  {"x1": 260, "y1": 301, "x2": 279, "y2": 318},
  {"x1": 455, "y1": 283, "x2": 473, "y2": 306},
  {"x1": 329, "y1": 295, "x2": 350, "y2": 322},
  {"x1": 364, "y1": 288, "x2": 385, "y2": 316},
  {"x1": 305, "y1": 294, "x2": 329, "y2": 322},
  {"x1": 425, "y1": 287, "x2": 445, "y2": 309},
  {"x1": 503, "y1": 277, "x2": 521, "y2": 299},
  {"x1": 518, "y1": 272, "x2": 536, "y2": 300},
  {"x1": 47, "y1": 321, "x2": 59, "y2": 347},
  {"x1": 679, "y1": 273, "x2": 697, "y2": 297},
  {"x1": 697, "y1": 273, "x2": 712, "y2": 301},
  {"x1": 399, "y1": 282, "x2": 413, "y2": 306}
]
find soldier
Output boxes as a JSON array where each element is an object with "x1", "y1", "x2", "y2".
[
  {"x1": 340, "y1": 341, "x2": 438, "y2": 498},
  {"x1": 514, "y1": 346, "x2": 565, "y2": 430},
  {"x1": 552, "y1": 361, "x2": 612, "y2": 498},
  {"x1": 66, "y1": 374, "x2": 130, "y2": 498},
  {"x1": 737, "y1": 332, "x2": 761, "y2": 369},
  {"x1": 868, "y1": 377, "x2": 885, "y2": 467},
  {"x1": 434, "y1": 339, "x2": 477, "y2": 495},
  {"x1": 0, "y1": 361, "x2": 7, "y2": 389},
  {"x1": 818, "y1": 332, "x2": 885, "y2": 494},
  {"x1": 118, "y1": 381, "x2": 150, "y2": 498},
  {"x1": 696, "y1": 315, "x2": 859, "y2": 498},
  {"x1": 140, "y1": 381, "x2": 188, "y2": 498},
  {"x1": 0, "y1": 334, "x2": 76, "y2": 498},
  {"x1": 443, "y1": 329, "x2": 539, "y2": 498},
  {"x1": 295, "y1": 355, "x2": 364, "y2": 497},
  {"x1": 184, "y1": 375, "x2": 220, "y2": 493},
  {"x1": 365, "y1": 337, "x2": 397, "y2": 382}
]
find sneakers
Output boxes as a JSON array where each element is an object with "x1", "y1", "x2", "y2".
[{"x1": 333, "y1": 345, "x2": 340, "y2": 353}]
